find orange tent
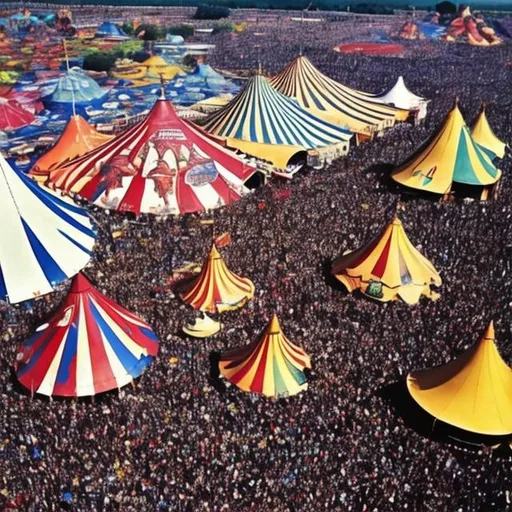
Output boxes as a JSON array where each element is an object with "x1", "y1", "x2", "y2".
[
  {"x1": 30, "y1": 115, "x2": 113, "y2": 182},
  {"x1": 180, "y1": 244, "x2": 255, "y2": 313}
]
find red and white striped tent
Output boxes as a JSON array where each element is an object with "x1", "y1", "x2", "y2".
[{"x1": 47, "y1": 94, "x2": 257, "y2": 215}]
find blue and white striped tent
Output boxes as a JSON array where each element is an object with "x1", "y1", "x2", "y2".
[
  {"x1": 202, "y1": 74, "x2": 352, "y2": 169},
  {"x1": 0, "y1": 153, "x2": 96, "y2": 304}
]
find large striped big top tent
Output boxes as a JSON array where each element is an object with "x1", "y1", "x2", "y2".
[
  {"x1": 16, "y1": 273, "x2": 159, "y2": 397},
  {"x1": 331, "y1": 217, "x2": 441, "y2": 304},
  {"x1": 392, "y1": 102, "x2": 501, "y2": 196},
  {"x1": 30, "y1": 114, "x2": 113, "y2": 182},
  {"x1": 47, "y1": 95, "x2": 256, "y2": 215},
  {"x1": 202, "y1": 74, "x2": 352, "y2": 169},
  {"x1": 219, "y1": 314, "x2": 311, "y2": 398},
  {"x1": 407, "y1": 322, "x2": 512, "y2": 435},
  {"x1": 180, "y1": 244, "x2": 255, "y2": 314},
  {"x1": 269, "y1": 56, "x2": 408, "y2": 140},
  {"x1": 471, "y1": 105, "x2": 507, "y2": 160},
  {"x1": 0, "y1": 152, "x2": 96, "y2": 304}
]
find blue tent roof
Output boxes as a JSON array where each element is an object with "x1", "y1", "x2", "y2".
[
  {"x1": 181, "y1": 64, "x2": 237, "y2": 92},
  {"x1": 96, "y1": 21, "x2": 128, "y2": 38},
  {"x1": 44, "y1": 68, "x2": 109, "y2": 104}
]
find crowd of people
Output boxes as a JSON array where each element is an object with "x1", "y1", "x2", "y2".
[{"x1": 1, "y1": 11, "x2": 512, "y2": 512}]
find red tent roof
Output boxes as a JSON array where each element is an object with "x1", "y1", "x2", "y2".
[{"x1": 0, "y1": 98, "x2": 35, "y2": 131}]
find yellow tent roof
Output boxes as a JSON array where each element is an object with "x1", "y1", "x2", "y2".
[
  {"x1": 183, "y1": 314, "x2": 221, "y2": 338},
  {"x1": 219, "y1": 314, "x2": 311, "y2": 398},
  {"x1": 180, "y1": 244, "x2": 255, "y2": 314},
  {"x1": 142, "y1": 56, "x2": 182, "y2": 80},
  {"x1": 30, "y1": 115, "x2": 113, "y2": 182},
  {"x1": 392, "y1": 103, "x2": 501, "y2": 195},
  {"x1": 407, "y1": 322, "x2": 512, "y2": 435},
  {"x1": 471, "y1": 106, "x2": 507, "y2": 160},
  {"x1": 331, "y1": 217, "x2": 441, "y2": 304}
]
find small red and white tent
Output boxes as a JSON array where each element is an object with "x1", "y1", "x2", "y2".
[
  {"x1": 48, "y1": 93, "x2": 256, "y2": 215},
  {"x1": 0, "y1": 97, "x2": 35, "y2": 131}
]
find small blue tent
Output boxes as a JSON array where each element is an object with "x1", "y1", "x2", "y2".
[{"x1": 95, "y1": 21, "x2": 128, "y2": 40}]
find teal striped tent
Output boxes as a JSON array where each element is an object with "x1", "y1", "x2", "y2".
[{"x1": 202, "y1": 74, "x2": 352, "y2": 169}]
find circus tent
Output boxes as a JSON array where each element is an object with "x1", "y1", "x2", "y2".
[
  {"x1": 0, "y1": 98, "x2": 35, "y2": 131},
  {"x1": 392, "y1": 102, "x2": 501, "y2": 196},
  {"x1": 219, "y1": 314, "x2": 311, "y2": 398},
  {"x1": 30, "y1": 114, "x2": 113, "y2": 182},
  {"x1": 331, "y1": 217, "x2": 441, "y2": 304},
  {"x1": 0, "y1": 152, "x2": 96, "y2": 304},
  {"x1": 43, "y1": 67, "x2": 109, "y2": 104},
  {"x1": 471, "y1": 105, "x2": 507, "y2": 160},
  {"x1": 48, "y1": 93, "x2": 256, "y2": 215},
  {"x1": 16, "y1": 273, "x2": 159, "y2": 397},
  {"x1": 142, "y1": 55, "x2": 182, "y2": 81},
  {"x1": 407, "y1": 322, "x2": 512, "y2": 435},
  {"x1": 269, "y1": 55, "x2": 408, "y2": 141},
  {"x1": 95, "y1": 21, "x2": 129, "y2": 40},
  {"x1": 180, "y1": 244, "x2": 255, "y2": 313},
  {"x1": 362, "y1": 76, "x2": 428, "y2": 120},
  {"x1": 202, "y1": 73, "x2": 352, "y2": 169}
]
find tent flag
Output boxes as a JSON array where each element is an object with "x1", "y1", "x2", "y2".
[
  {"x1": 270, "y1": 55, "x2": 409, "y2": 136},
  {"x1": 180, "y1": 243, "x2": 254, "y2": 314},
  {"x1": 0, "y1": 152, "x2": 96, "y2": 304},
  {"x1": 202, "y1": 73, "x2": 352, "y2": 169},
  {"x1": 471, "y1": 105, "x2": 507, "y2": 160},
  {"x1": 48, "y1": 95, "x2": 255, "y2": 215},
  {"x1": 16, "y1": 273, "x2": 159, "y2": 397},
  {"x1": 30, "y1": 114, "x2": 113, "y2": 182},
  {"x1": 219, "y1": 314, "x2": 311, "y2": 398},
  {"x1": 392, "y1": 102, "x2": 501, "y2": 195},
  {"x1": 331, "y1": 217, "x2": 441, "y2": 304},
  {"x1": 407, "y1": 321, "x2": 512, "y2": 436}
]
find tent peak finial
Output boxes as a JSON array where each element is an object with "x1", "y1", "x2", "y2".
[
  {"x1": 483, "y1": 320, "x2": 495, "y2": 341},
  {"x1": 159, "y1": 74, "x2": 166, "y2": 100},
  {"x1": 454, "y1": 96, "x2": 459, "y2": 107}
]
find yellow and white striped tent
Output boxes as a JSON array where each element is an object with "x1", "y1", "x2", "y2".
[
  {"x1": 392, "y1": 102, "x2": 501, "y2": 195},
  {"x1": 269, "y1": 55, "x2": 409, "y2": 140},
  {"x1": 407, "y1": 322, "x2": 512, "y2": 436},
  {"x1": 202, "y1": 74, "x2": 352, "y2": 169}
]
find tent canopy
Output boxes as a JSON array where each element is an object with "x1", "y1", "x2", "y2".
[
  {"x1": 44, "y1": 67, "x2": 109, "y2": 104},
  {"x1": 332, "y1": 217, "x2": 441, "y2": 304},
  {"x1": 363, "y1": 76, "x2": 426, "y2": 111},
  {"x1": 16, "y1": 273, "x2": 159, "y2": 397},
  {"x1": 471, "y1": 105, "x2": 507, "y2": 160},
  {"x1": 270, "y1": 55, "x2": 409, "y2": 135},
  {"x1": 96, "y1": 21, "x2": 128, "y2": 39},
  {"x1": 203, "y1": 74, "x2": 352, "y2": 169},
  {"x1": 0, "y1": 97, "x2": 35, "y2": 131},
  {"x1": 142, "y1": 55, "x2": 182, "y2": 80},
  {"x1": 180, "y1": 244, "x2": 255, "y2": 313},
  {"x1": 0, "y1": 152, "x2": 96, "y2": 304},
  {"x1": 30, "y1": 114, "x2": 113, "y2": 181},
  {"x1": 48, "y1": 95, "x2": 255, "y2": 216},
  {"x1": 219, "y1": 314, "x2": 311, "y2": 398},
  {"x1": 392, "y1": 103, "x2": 501, "y2": 195},
  {"x1": 407, "y1": 322, "x2": 512, "y2": 435}
]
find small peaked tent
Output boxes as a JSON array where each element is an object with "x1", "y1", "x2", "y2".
[
  {"x1": 0, "y1": 98, "x2": 35, "y2": 131},
  {"x1": 269, "y1": 56, "x2": 408, "y2": 140},
  {"x1": 16, "y1": 273, "x2": 159, "y2": 397},
  {"x1": 142, "y1": 56, "x2": 182, "y2": 80},
  {"x1": 392, "y1": 102, "x2": 501, "y2": 196},
  {"x1": 331, "y1": 217, "x2": 441, "y2": 304},
  {"x1": 202, "y1": 74, "x2": 352, "y2": 169},
  {"x1": 363, "y1": 76, "x2": 428, "y2": 119},
  {"x1": 95, "y1": 21, "x2": 129, "y2": 40},
  {"x1": 407, "y1": 322, "x2": 512, "y2": 436},
  {"x1": 183, "y1": 64, "x2": 235, "y2": 90},
  {"x1": 44, "y1": 67, "x2": 109, "y2": 104},
  {"x1": 48, "y1": 94, "x2": 256, "y2": 215},
  {"x1": 180, "y1": 244, "x2": 255, "y2": 313},
  {"x1": 219, "y1": 314, "x2": 311, "y2": 398},
  {"x1": 471, "y1": 105, "x2": 507, "y2": 160},
  {"x1": 30, "y1": 115, "x2": 113, "y2": 182},
  {"x1": 0, "y1": 152, "x2": 96, "y2": 304},
  {"x1": 183, "y1": 314, "x2": 221, "y2": 338}
]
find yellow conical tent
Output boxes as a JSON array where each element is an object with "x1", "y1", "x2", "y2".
[
  {"x1": 30, "y1": 115, "x2": 113, "y2": 182},
  {"x1": 180, "y1": 244, "x2": 255, "y2": 314},
  {"x1": 392, "y1": 103, "x2": 501, "y2": 195},
  {"x1": 407, "y1": 322, "x2": 512, "y2": 435},
  {"x1": 142, "y1": 56, "x2": 182, "y2": 80},
  {"x1": 219, "y1": 314, "x2": 311, "y2": 398},
  {"x1": 471, "y1": 105, "x2": 507, "y2": 160},
  {"x1": 331, "y1": 217, "x2": 441, "y2": 304}
]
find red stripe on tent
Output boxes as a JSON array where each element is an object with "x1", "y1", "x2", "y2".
[
  {"x1": 176, "y1": 173, "x2": 205, "y2": 213},
  {"x1": 371, "y1": 234, "x2": 392, "y2": 278},
  {"x1": 250, "y1": 337, "x2": 271, "y2": 393},
  {"x1": 117, "y1": 173, "x2": 146, "y2": 214}
]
